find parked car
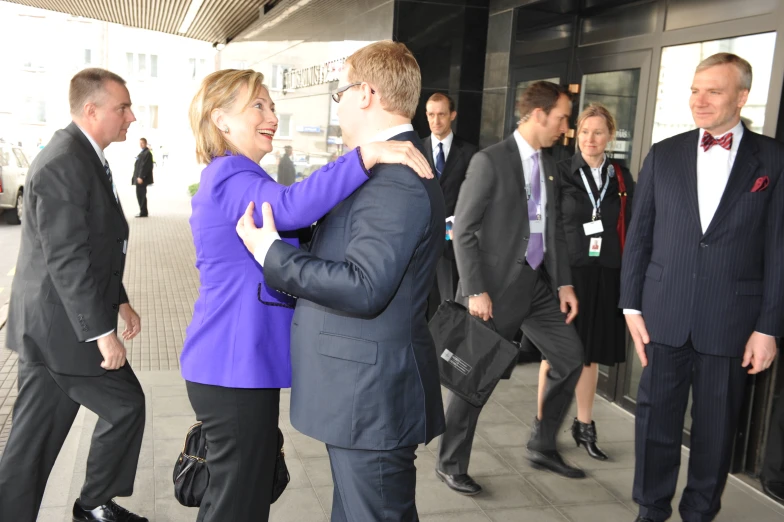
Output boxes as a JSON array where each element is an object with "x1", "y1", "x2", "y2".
[{"x1": 0, "y1": 140, "x2": 29, "y2": 225}]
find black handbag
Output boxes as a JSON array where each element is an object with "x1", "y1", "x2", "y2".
[
  {"x1": 429, "y1": 300, "x2": 521, "y2": 407},
  {"x1": 173, "y1": 421, "x2": 290, "y2": 507}
]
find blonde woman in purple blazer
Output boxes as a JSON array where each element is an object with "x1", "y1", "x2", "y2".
[{"x1": 183, "y1": 69, "x2": 432, "y2": 522}]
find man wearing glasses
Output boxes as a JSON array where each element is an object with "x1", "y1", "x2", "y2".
[{"x1": 236, "y1": 41, "x2": 446, "y2": 522}]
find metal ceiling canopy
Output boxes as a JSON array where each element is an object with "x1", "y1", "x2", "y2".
[{"x1": 2, "y1": 0, "x2": 277, "y2": 43}]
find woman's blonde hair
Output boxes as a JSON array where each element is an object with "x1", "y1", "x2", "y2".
[
  {"x1": 576, "y1": 103, "x2": 617, "y2": 138},
  {"x1": 189, "y1": 69, "x2": 266, "y2": 164}
]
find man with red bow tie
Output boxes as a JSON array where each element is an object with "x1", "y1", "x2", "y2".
[{"x1": 620, "y1": 52, "x2": 784, "y2": 522}]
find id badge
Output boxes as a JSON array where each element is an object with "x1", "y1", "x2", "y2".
[
  {"x1": 583, "y1": 220, "x2": 604, "y2": 236},
  {"x1": 530, "y1": 220, "x2": 544, "y2": 234},
  {"x1": 588, "y1": 237, "x2": 602, "y2": 257}
]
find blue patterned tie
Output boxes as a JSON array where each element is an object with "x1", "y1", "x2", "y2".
[
  {"x1": 435, "y1": 142, "x2": 445, "y2": 178},
  {"x1": 526, "y1": 152, "x2": 544, "y2": 269},
  {"x1": 104, "y1": 161, "x2": 117, "y2": 202}
]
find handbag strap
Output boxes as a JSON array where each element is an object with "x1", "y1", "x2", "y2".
[
  {"x1": 182, "y1": 421, "x2": 206, "y2": 462},
  {"x1": 612, "y1": 162, "x2": 628, "y2": 254}
]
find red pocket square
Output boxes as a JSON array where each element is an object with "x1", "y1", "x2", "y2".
[{"x1": 751, "y1": 176, "x2": 770, "y2": 192}]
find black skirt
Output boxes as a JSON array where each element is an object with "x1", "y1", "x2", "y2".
[{"x1": 571, "y1": 265, "x2": 626, "y2": 366}]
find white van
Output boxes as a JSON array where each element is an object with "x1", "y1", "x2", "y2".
[{"x1": 0, "y1": 140, "x2": 29, "y2": 225}]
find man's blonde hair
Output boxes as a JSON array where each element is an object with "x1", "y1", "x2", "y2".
[
  {"x1": 576, "y1": 103, "x2": 617, "y2": 137},
  {"x1": 189, "y1": 69, "x2": 266, "y2": 164},
  {"x1": 345, "y1": 41, "x2": 421, "y2": 120},
  {"x1": 696, "y1": 52, "x2": 752, "y2": 91}
]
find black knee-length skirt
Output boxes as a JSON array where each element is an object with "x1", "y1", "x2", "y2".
[{"x1": 571, "y1": 265, "x2": 626, "y2": 366}]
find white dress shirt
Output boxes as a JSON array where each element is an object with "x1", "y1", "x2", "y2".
[
  {"x1": 697, "y1": 120, "x2": 743, "y2": 233},
  {"x1": 254, "y1": 124, "x2": 416, "y2": 267},
  {"x1": 431, "y1": 131, "x2": 454, "y2": 163},
  {"x1": 589, "y1": 156, "x2": 606, "y2": 189},
  {"x1": 513, "y1": 130, "x2": 547, "y2": 251},
  {"x1": 75, "y1": 124, "x2": 117, "y2": 342},
  {"x1": 624, "y1": 120, "x2": 750, "y2": 318}
]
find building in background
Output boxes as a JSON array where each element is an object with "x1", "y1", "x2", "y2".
[{"x1": 0, "y1": 2, "x2": 216, "y2": 181}]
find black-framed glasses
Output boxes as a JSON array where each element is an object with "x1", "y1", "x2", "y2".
[{"x1": 332, "y1": 82, "x2": 376, "y2": 103}]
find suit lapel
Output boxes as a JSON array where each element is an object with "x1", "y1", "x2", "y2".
[
  {"x1": 680, "y1": 131, "x2": 702, "y2": 231},
  {"x1": 66, "y1": 123, "x2": 124, "y2": 217},
  {"x1": 423, "y1": 136, "x2": 436, "y2": 174},
  {"x1": 703, "y1": 131, "x2": 760, "y2": 237},
  {"x1": 440, "y1": 139, "x2": 462, "y2": 186},
  {"x1": 541, "y1": 153, "x2": 556, "y2": 227},
  {"x1": 504, "y1": 135, "x2": 526, "y2": 201}
]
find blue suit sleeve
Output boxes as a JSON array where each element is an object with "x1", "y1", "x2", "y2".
[
  {"x1": 619, "y1": 144, "x2": 656, "y2": 310},
  {"x1": 212, "y1": 149, "x2": 369, "y2": 231},
  {"x1": 757, "y1": 165, "x2": 784, "y2": 336},
  {"x1": 263, "y1": 170, "x2": 432, "y2": 317}
]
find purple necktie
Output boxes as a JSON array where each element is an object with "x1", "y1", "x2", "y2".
[{"x1": 526, "y1": 152, "x2": 544, "y2": 269}]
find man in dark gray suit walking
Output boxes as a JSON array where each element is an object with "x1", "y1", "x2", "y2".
[
  {"x1": 0, "y1": 68, "x2": 147, "y2": 522},
  {"x1": 436, "y1": 82, "x2": 586, "y2": 495},
  {"x1": 621, "y1": 53, "x2": 782, "y2": 522},
  {"x1": 236, "y1": 41, "x2": 444, "y2": 522},
  {"x1": 277, "y1": 145, "x2": 296, "y2": 186}
]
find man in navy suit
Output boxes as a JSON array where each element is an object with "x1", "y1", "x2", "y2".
[
  {"x1": 236, "y1": 41, "x2": 445, "y2": 522},
  {"x1": 620, "y1": 53, "x2": 783, "y2": 522}
]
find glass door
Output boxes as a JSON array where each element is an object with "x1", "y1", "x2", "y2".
[{"x1": 571, "y1": 50, "x2": 652, "y2": 402}]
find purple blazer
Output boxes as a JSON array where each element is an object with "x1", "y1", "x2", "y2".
[{"x1": 180, "y1": 150, "x2": 370, "y2": 388}]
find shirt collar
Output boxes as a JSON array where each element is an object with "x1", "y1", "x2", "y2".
[
  {"x1": 75, "y1": 123, "x2": 106, "y2": 165},
  {"x1": 432, "y1": 131, "x2": 454, "y2": 150},
  {"x1": 699, "y1": 120, "x2": 744, "y2": 150},
  {"x1": 571, "y1": 151, "x2": 607, "y2": 174},
  {"x1": 513, "y1": 129, "x2": 538, "y2": 160},
  {"x1": 370, "y1": 123, "x2": 415, "y2": 143}
]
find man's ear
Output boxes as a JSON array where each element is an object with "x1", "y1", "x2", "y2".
[{"x1": 450, "y1": 111, "x2": 457, "y2": 123}]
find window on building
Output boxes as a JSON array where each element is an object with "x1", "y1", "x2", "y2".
[
  {"x1": 277, "y1": 114, "x2": 292, "y2": 138},
  {"x1": 270, "y1": 65, "x2": 284, "y2": 90},
  {"x1": 150, "y1": 105, "x2": 159, "y2": 129},
  {"x1": 127, "y1": 53, "x2": 134, "y2": 77},
  {"x1": 84, "y1": 49, "x2": 92, "y2": 66},
  {"x1": 23, "y1": 97, "x2": 46, "y2": 123},
  {"x1": 150, "y1": 55, "x2": 158, "y2": 78},
  {"x1": 189, "y1": 58, "x2": 197, "y2": 80},
  {"x1": 138, "y1": 54, "x2": 147, "y2": 76}
]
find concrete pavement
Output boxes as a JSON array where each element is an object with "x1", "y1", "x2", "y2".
[{"x1": 0, "y1": 165, "x2": 781, "y2": 521}]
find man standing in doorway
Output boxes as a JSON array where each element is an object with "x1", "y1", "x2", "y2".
[
  {"x1": 436, "y1": 81, "x2": 585, "y2": 496},
  {"x1": 620, "y1": 53, "x2": 784, "y2": 522},
  {"x1": 423, "y1": 93, "x2": 477, "y2": 317},
  {"x1": 133, "y1": 137, "x2": 153, "y2": 217}
]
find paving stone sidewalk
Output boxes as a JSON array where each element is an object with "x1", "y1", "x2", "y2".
[{"x1": 0, "y1": 175, "x2": 782, "y2": 521}]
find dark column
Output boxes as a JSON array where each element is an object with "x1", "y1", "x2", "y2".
[{"x1": 394, "y1": 0, "x2": 489, "y2": 146}]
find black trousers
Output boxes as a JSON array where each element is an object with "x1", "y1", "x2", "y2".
[
  {"x1": 328, "y1": 444, "x2": 418, "y2": 522},
  {"x1": 0, "y1": 359, "x2": 145, "y2": 522},
  {"x1": 763, "y1": 387, "x2": 784, "y2": 484},
  {"x1": 186, "y1": 381, "x2": 280, "y2": 522},
  {"x1": 427, "y1": 255, "x2": 459, "y2": 320},
  {"x1": 633, "y1": 341, "x2": 747, "y2": 522},
  {"x1": 136, "y1": 183, "x2": 148, "y2": 216},
  {"x1": 437, "y1": 268, "x2": 584, "y2": 474}
]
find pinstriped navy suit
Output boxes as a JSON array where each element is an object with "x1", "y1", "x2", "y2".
[{"x1": 619, "y1": 125, "x2": 784, "y2": 521}]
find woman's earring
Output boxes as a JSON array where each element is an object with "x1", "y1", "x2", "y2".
[{"x1": 223, "y1": 127, "x2": 230, "y2": 134}]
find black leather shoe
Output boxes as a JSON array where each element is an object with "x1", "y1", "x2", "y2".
[
  {"x1": 526, "y1": 448, "x2": 586, "y2": 478},
  {"x1": 134, "y1": 214, "x2": 148, "y2": 218},
  {"x1": 72, "y1": 500, "x2": 148, "y2": 522},
  {"x1": 762, "y1": 479, "x2": 784, "y2": 505},
  {"x1": 572, "y1": 418, "x2": 609, "y2": 460},
  {"x1": 435, "y1": 468, "x2": 482, "y2": 496}
]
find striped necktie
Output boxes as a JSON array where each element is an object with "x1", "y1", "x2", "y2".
[{"x1": 104, "y1": 161, "x2": 118, "y2": 202}]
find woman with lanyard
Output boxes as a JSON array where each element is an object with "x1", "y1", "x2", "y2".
[{"x1": 537, "y1": 103, "x2": 635, "y2": 461}]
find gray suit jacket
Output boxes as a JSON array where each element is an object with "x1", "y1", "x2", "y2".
[
  {"x1": 453, "y1": 133, "x2": 571, "y2": 302},
  {"x1": 5, "y1": 122, "x2": 130, "y2": 376},
  {"x1": 263, "y1": 131, "x2": 446, "y2": 451}
]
